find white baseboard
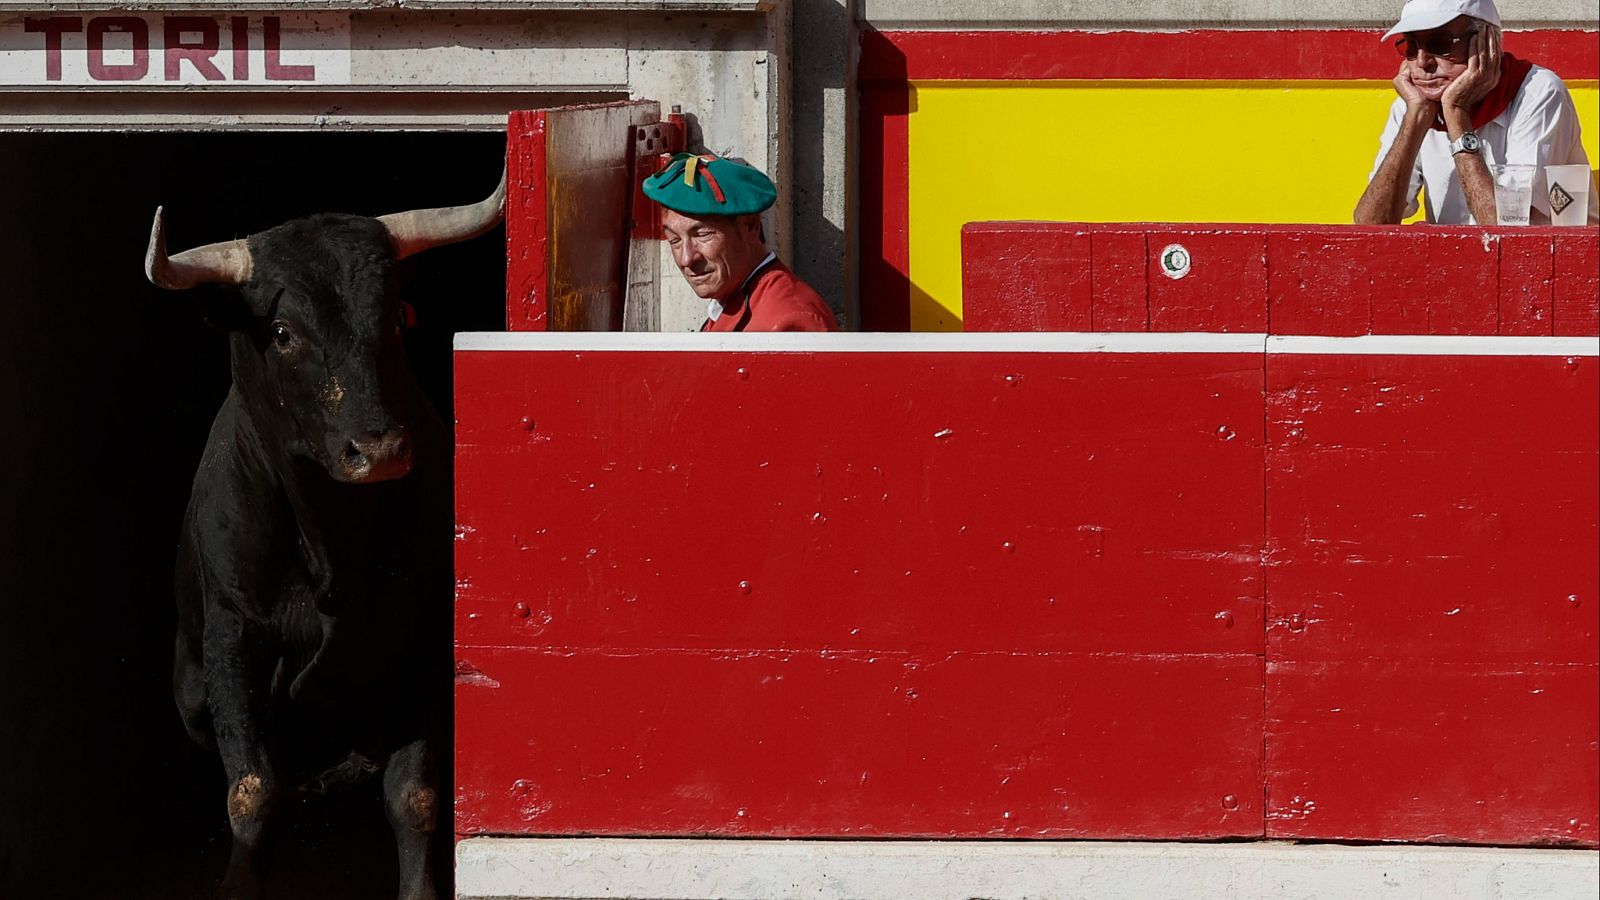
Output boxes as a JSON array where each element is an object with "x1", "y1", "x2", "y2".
[{"x1": 456, "y1": 837, "x2": 1600, "y2": 900}]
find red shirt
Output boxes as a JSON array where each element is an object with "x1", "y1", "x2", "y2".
[{"x1": 701, "y1": 259, "x2": 839, "y2": 332}]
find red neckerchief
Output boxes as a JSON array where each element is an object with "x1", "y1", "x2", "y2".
[{"x1": 1433, "y1": 53, "x2": 1533, "y2": 132}]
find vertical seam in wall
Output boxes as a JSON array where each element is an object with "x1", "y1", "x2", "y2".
[
  {"x1": 1259, "y1": 333, "x2": 1271, "y2": 837},
  {"x1": 1141, "y1": 234, "x2": 1151, "y2": 331},
  {"x1": 1088, "y1": 233, "x2": 1097, "y2": 331}
]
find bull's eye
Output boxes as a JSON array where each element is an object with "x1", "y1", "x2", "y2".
[{"x1": 270, "y1": 321, "x2": 294, "y2": 348}]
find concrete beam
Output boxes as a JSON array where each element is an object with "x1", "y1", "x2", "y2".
[{"x1": 457, "y1": 837, "x2": 1600, "y2": 900}]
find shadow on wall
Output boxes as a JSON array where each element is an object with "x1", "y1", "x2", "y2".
[
  {"x1": 0, "y1": 131, "x2": 506, "y2": 899},
  {"x1": 790, "y1": 0, "x2": 852, "y2": 327}
]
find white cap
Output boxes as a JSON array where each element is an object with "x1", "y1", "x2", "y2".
[{"x1": 1382, "y1": 0, "x2": 1501, "y2": 41}]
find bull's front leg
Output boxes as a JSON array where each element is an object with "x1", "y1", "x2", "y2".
[
  {"x1": 204, "y1": 613, "x2": 283, "y2": 900},
  {"x1": 383, "y1": 737, "x2": 440, "y2": 900}
]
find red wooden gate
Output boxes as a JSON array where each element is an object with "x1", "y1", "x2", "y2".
[{"x1": 504, "y1": 99, "x2": 676, "y2": 332}]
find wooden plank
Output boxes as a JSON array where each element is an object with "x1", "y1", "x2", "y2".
[
  {"x1": 1421, "y1": 231, "x2": 1500, "y2": 335},
  {"x1": 1267, "y1": 231, "x2": 1373, "y2": 337},
  {"x1": 505, "y1": 108, "x2": 550, "y2": 330},
  {"x1": 1498, "y1": 233, "x2": 1555, "y2": 336},
  {"x1": 1090, "y1": 230, "x2": 1148, "y2": 332},
  {"x1": 456, "y1": 348, "x2": 1265, "y2": 655},
  {"x1": 456, "y1": 647, "x2": 1264, "y2": 839},
  {"x1": 960, "y1": 224, "x2": 1091, "y2": 332},
  {"x1": 1264, "y1": 230, "x2": 1436, "y2": 336},
  {"x1": 1266, "y1": 351, "x2": 1599, "y2": 662},
  {"x1": 1145, "y1": 228, "x2": 1267, "y2": 333},
  {"x1": 1554, "y1": 232, "x2": 1600, "y2": 337},
  {"x1": 1266, "y1": 659, "x2": 1599, "y2": 846}
]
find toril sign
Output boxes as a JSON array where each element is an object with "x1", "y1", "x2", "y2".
[{"x1": 0, "y1": 13, "x2": 351, "y2": 86}]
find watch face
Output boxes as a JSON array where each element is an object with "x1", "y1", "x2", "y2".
[{"x1": 1462, "y1": 133, "x2": 1481, "y2": 151}]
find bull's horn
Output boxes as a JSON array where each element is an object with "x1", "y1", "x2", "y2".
[
  {"x1": 377, "y1": 168, "x2": 507, "y2": 261},
  {"x1": 145, "y1": 207, "x2": 253, "y2": 290}
]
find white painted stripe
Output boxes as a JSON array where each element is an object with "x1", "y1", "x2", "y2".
[
  {"x1": 454, "y1": 331, "x2": 1267, "y2": 353},
  {"x1": 455, "y1": 837, "x2": 1600, "y2": 900},
  {"x1": 455, "y1": 331, "x2": 1600, "y2": 357},
  {"x1": 1269, "y1": 335, "x2": 1600, "y2": 357}
]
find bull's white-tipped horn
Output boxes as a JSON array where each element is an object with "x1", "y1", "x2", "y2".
[
  {"x1": 145, "y1": 207, "x2": 254, "y2": 290},
  {"x1": 377, "y1": 168, "x2": 507, "y2": 261}
]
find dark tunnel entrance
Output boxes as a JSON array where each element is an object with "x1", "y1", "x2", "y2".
[{"x1": 0, "y1": 131, "x2": 509, "y2": 898}]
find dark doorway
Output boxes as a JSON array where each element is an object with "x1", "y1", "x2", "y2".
[{"x1": 0, "y1": 131, "x2": 507, "y2": 899}]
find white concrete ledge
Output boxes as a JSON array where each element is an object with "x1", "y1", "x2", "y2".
[{"x1": 456, "y1": 837, "x2": 1600, "y2": 900}]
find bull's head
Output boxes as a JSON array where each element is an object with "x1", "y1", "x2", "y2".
[{"x1": 145, "y1": 173, "x2": 505, "y2": 484}]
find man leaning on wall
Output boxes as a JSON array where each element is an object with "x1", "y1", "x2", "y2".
[{"x1": 1354, "y1": 0, "x2": 1598, "y2": 225}]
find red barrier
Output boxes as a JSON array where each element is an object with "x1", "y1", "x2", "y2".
[
  {"x1": 1265, "y1": 347, "x2": 1599, "y2": 844},
  {"x1": 961, "y1": 224, "x2": 1600, "y2": 337},
  {"x1": 454, "y1": 333, "x2": 1598, "y2": 847}
]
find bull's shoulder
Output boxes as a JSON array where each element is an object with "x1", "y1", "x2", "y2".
[{"x1": 181, "y1": 397, "x2": 304, "y2": 597}]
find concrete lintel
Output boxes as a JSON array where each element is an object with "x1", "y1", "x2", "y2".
[
  {"x1": 456, "y1": 837, "x2": 1600, "y2": 900},
  {"x1": 0, "y1": 1, "x2": 773, "y2": 11}
]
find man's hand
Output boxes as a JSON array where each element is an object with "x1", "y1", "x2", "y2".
[
  {"x1": 1442, "y1": 26, "x2": 1502, "y2": 225},
  {"x1": 1442, "y1": 26, "x2": 1502, "y2": 131},
  {"x1": 1393, "y1": 61, "x2": 1440, "y2": 119}
]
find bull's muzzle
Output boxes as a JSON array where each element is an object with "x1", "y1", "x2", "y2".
[{"x1": 336, "y1": 430, "x2": 413, "y2": 484}]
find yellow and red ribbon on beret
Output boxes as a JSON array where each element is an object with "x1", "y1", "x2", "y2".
[
  {"x1": 643, "y1": 151, "x2": 777, "y2": 216},
  {"x1": 680, "y1": 154, "x2": 727, "y2": 204}
]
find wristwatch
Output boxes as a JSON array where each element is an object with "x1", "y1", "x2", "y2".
[{"x1": 1449, "y1": 131, "x2": 1483, "y2": 156}]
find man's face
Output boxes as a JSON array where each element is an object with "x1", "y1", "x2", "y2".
[
  {"x1": 661, "y1": 209, "x2": 766, "y2": 301},
  {"x1": 1401, "y1": 15, "x2": 1477, "y2": 101}
]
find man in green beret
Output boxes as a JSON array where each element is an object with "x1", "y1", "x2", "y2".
[{"x1": 644, "y1": 153, "x2": 839, "y2": 332}]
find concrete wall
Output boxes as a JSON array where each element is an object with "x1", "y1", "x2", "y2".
[{"x1": 790, "y1": 0, "x2": 854, "y2": 326}]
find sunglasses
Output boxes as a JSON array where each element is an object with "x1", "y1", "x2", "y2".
[{"x1": 1395, "y1": 29, "x2": 1477, "y2": 60}]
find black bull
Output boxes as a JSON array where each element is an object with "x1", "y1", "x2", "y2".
[{"x1": 144, "y1": 174, "x2": 504, "y2": 900}]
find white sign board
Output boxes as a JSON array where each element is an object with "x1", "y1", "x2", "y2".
[{"x1": 0, "y1": 13, "x2": 350, "y2": 86}]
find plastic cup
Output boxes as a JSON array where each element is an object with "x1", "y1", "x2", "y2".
[
  {"x1": 1544, "y1": 164, "x2": 1593, "y2": 226},
  {"x1": 1490, "y1": 164, "x2": 1534, "y2": 225}
]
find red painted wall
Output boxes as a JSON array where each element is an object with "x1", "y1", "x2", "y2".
[
  {"x1": 1265, "y1": 350, "x2": 1598, "y2": 844},
  {"x1": 454, "y1": 329, "x2": 1597, "y2": 847},
  {"x1": 455, "y1": 343, "x2": 1267, "y2": 839},
  {"x1": 961, "y1": 224, "x2": 1600, "y2": 338}
]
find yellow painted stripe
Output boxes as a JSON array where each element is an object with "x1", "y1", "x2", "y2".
[{"x1": 907, "y1": 80, "x2": 1600, "y2": 332}]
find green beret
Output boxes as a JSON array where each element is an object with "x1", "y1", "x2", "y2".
[{"x1": 643, "y1": 153, "x2": 777, "y2": 217}]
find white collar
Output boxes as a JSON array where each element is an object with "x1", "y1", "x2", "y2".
[{"x1": 738, "y1": 251, "x2": 779, "y2": 295}]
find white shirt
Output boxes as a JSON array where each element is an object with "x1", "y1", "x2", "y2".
[{"x1": 1371, "y1": 64, "x2": 1599, "y2": 225}]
